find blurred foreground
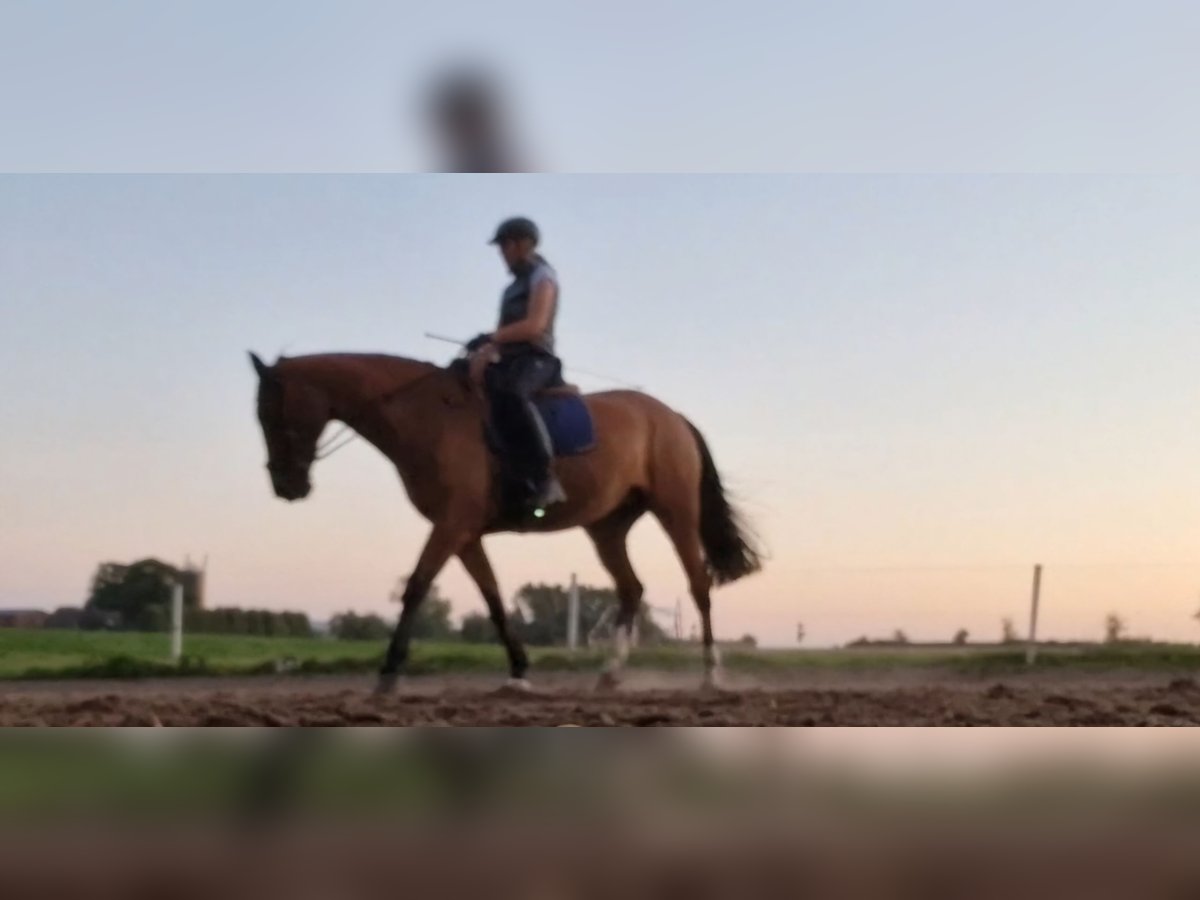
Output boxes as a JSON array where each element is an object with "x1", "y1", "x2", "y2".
[{"x1": 1, "y1": 728, "x2": 1200, "y2": 898}]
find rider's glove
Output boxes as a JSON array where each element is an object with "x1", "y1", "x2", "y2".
[{"x1": 465, "y1": 333, "x2": 493, "y2": 352}]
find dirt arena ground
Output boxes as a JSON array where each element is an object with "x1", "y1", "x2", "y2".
[{"x1": 3, "y1": 668, "x2": 1200, "y2": 725}]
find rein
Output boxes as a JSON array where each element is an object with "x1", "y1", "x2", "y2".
[{"x1": 314, "y1": 365, "x2": 449, "y2": 461}]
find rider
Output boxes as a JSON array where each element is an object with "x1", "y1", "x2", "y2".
[{"x1": 467, "y1": 216, "x2": 567, "y2": 515}]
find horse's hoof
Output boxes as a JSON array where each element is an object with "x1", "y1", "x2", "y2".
[
  {"x1": 491, "y1": 678, "x2": 535, "y2": 698},
  {"x1": 594, "y1": 671, "x2": 622, "y2": 692},
  {"x1": 372, "y1": 672, "x2": 400, "y2": 697}
]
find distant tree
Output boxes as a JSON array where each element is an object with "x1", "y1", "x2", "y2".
[
  {"x1": 796, "y1": 622, "x2": 806, "y2": 645},
  {"x1": 329, "y1": 612, "x2": 391, "y2": 641},
  {"x1": 175, "y1": 606, "x2": 311, "y2": 637},
  {"x1": 510, "y1": 583, "x2": 587, "y2": 645},
  {"x1": 1104, "y1": 613, "x2": 1127, "y2": 644},
  {"x1": 281, "y1": 612, "x2": 313, "y2": 638},
  {"x1": 892, "y1": 629, "x2": 909, "y2": 645},
  {"x1": 390, "y1": 579, "x2": 457, "y2": 641},
  {"x1": 247, "y1": 610, "x2": 266, "y2": 636},
  {"x1": 510, "y1": 582, "x2": 668, "y2": 646},
  {"x1": 86, "y1": 559, "x2": 171, "y2": 630},
  {"x1": 460, "y1": 612, "x2": 494, "y2": 644},
  {"x1": 138, "y1": 604, "x2": 169, "y2": 633},
  {"x1": 737, "y1": 634, "x2": 758, "y2": 648},
  {"x1": 85, "y1": 558, "x2": 205, "y2": 631},
  {"x1": 1001, "y1": 618, "x2": 1019, "y2": 644},
  {"x1": 953, "y1": 628, "x2": 970, "y2": 646}
]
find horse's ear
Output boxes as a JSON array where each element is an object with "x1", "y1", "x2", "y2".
[{"x1": 248, "y1": 351, "x2": 271, "y2": 379}]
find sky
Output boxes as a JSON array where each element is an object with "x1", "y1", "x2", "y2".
[
  {"x1": 1, "y1": 0, "x2": 1199, "y2": 172},
  {"x1": 2, "y1": 174, "x2": 1198, "y2": 646}
]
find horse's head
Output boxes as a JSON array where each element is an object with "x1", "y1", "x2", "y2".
[{"x1": 249, "y1": 352, "x2": 330, "y2": 501}]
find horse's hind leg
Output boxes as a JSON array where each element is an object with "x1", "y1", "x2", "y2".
[
  {"x1": 653, "y1": 506, "x2": 720, "y2": 690},
  {"x1": 586, "y1": 506, "x2": 645, "y2": 690}
]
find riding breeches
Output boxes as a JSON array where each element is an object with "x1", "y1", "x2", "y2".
[{"x1": 483, "y1": 351, "x2": 563, "y2": 485}]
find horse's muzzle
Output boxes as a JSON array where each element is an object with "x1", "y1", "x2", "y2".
[
  {"x1": 280, "y1": 483, "x2": 311, "y2": 502},
  {"x1": 270, "y1": 471, "x2": 312, "y2": 502}
]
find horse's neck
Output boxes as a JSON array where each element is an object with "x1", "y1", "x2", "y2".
[
  {"x1": 287, "y1": 354, "x2": 458, "y2": 483},
  {"x1": 282, "y1": 353, "x2": 436, "y2": 418}
]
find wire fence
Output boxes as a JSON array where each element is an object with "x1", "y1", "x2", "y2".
[{"x1": 634, "y1": 562, "x2": 1200, "y2": 650}]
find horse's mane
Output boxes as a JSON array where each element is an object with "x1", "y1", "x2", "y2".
[
  {"x1": 277, "y1": 351, "x2": 437, "y2": 365},
  {"x1": 275, "y1": 352, "x2": 442, "y2": 378},
  {"x1": 267, "y1": 353, "x2": 454, "y2": 405}
]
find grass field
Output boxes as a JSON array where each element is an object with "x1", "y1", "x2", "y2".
[{"x1": 2, "y1": 629, "x2": 1200, "y2": 681}]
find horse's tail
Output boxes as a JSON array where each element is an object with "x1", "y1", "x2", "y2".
[{"x1": 684, "y1": 420, "x2": 763, "y2": 585}]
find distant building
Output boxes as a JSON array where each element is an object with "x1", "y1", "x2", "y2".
[
  {"x1": 45, "y1": 607, "x2": 85, "y2": 630},
  {"x1": 179, "y1": 560, "x2": 206, "y2": 610},
  {"x1": 0, "y1": 609, "x2": 49, "y2": 629}
]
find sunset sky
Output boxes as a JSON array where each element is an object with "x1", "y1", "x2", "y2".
[{"x1": 2, "y1": 174, "x2": 1198, "y2": 646}]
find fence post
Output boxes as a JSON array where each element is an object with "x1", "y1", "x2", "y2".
[
  {"x1": 567, "y1": 573, "x2": 580, "y2": 651},
  {"x1": 171, "y1": 581, "x2": 184, "y2": 663},
  {"x1": 1025, "y1": 564, "x2": 1042, "y2": 665}
]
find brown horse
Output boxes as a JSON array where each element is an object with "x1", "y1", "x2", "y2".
[{"x1": 248, "y1": 350, "x2": 762, "y2": 694}]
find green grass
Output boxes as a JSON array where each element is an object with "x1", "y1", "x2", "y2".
[
  {"x1": 0, "y1": 630, "x2": 1199, "y2": 681},
  {"x1": 0, "y1": 629, "x2": 615, "y2": 680},
  {"x1": 0, "y1": 630, "x2": 377, "y2": 679}
]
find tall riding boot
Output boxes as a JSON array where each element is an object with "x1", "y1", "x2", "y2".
[{"x1": 522, "y1": 401, "x2": 566, "y2": 509}]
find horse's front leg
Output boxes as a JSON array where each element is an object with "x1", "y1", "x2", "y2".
[
  {"x1": 375, "y1": 519, "x2": 473, "y2": 695},
  {"x1": 458, "y1": 539, "x2": 531, "y2": 690}
]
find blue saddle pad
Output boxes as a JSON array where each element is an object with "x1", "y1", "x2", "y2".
[{"x1": 535, "y1": 392, "x2": 596, "y2": 457}]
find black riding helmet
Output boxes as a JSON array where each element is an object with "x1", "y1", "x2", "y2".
[{"x1": 488, "y1": 216, "x2": 539, "y2": 245}]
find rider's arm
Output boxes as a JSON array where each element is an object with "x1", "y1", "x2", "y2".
[{"x1": 490, "y1": 279, "x2": 557, "y2": 345}]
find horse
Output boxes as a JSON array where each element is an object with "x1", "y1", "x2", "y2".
[{"x1": 248, "y1": 350, "x2": 762, "y2": 694}]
